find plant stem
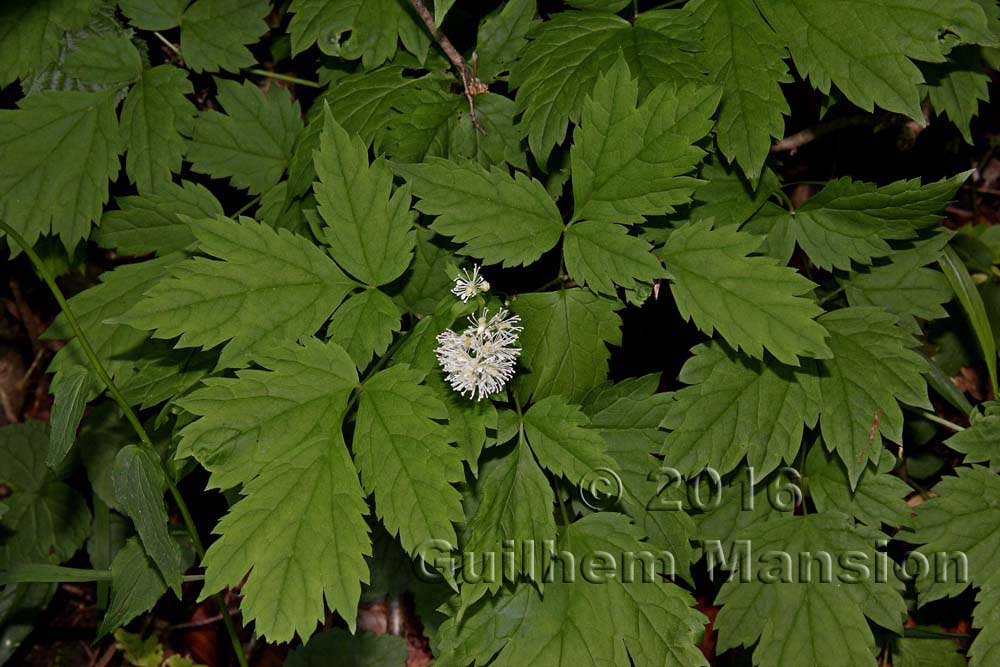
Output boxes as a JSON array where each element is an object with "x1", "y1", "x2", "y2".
[
  {"x1": 232, "y1": 194, "x2": 262, "y2": 218},
  {"x1": 911, "y1": 409, "x2": 966, "y2": 432},
  {"x1": 153, "y1": 31, "x2": 182, "y2": 57},
  {"x1": 247, "y1": 68, "x2": 323, "y2": 89},
  {"x1": 0, "y1": 221, "x2": 249, "y2": 667}
]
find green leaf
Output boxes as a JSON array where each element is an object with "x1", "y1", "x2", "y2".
[
  {"x1": 45, "y1": 254, "x2": 184, "y2": 396},
  {"x1": 563, "y1": 221, "x2": 664, "y2": 296},
  {"x1": 583, "y1": 378, "x2": 697, "y2": 580},
  {"x1": 522, "y1": 396, "x2": 613, "y2": 483},
  {"x1": 460, "y1": 437, "x2": 556, "y2": 603},
  {"x1": 120, "y1": 217, "x2": 357, "y2": 370},
  {"x1": 690, "y1": 0, "x2": 789, "y2": 183},
  {"x1": 689, "y1": 153, "x2": 782, "y2": 228},
  {"x1": 111, "y1": 446, "x2": 184, "y2": 594},
  {"x1": 571, "y1": 58, "x2": 719, "y2": 223},
  {"x1": 62, "y1": 32, "x2": 142, "y2": 86},
  {"x1": 354, "y1": 365, "x2": 464, "y2": 558},
  {"x1": 394, "y1": 157, "x2": 563, "y2": 268},
  {"x1": 190, "y1": 340, "x2": 370, "y2": 641},
  {"x1": 814, "y1": 307, "x2": 931, "y2": 487},
  {"x1": 179, "y1": 0, "x2": 270, "y2": 73},
  {"x1": 946, "y1": 400, "x2": 1000, "y2": 463},
  {"x1": 47, "y1": 365, "x2": 91, "y2": 469},
  {"x1": 660, "y1": 341, "x2": 820, "y2": 477},
  {"x1": 923, "y1": 46, "x2": 991, "y2": 144},
  {"x1": 119, "y1": 0, "x2": 186, "y2": 30},
  {"x1": 121, "y1": 65, "x2": 196, "y2": 194},
  {"x1": 395, "y1": 227, "x2": 457, "y2": 316},
  {"x1": 510, "y1": 9, "x2": 703, "y2": 164},
  {"x1": 326, "y1": 288, "x2": 403, "y2": 369},
  {"x1": 910, "y1": 465, "x2": 1000, "y2": 604},
  {"x1": 0, "y1": 421, "x2": 91, "y2": 568},
  {"x1": 187, "y1": 79, "x2": 304, "y2": 195},
  {"x1": 940, "y1": 243, "x2": 999, "y2": 395},
  {"x1": 435, "y1": 513, "x2": 708, "y2": 667},
  {"x1": 287, "y1": 629, "x2": 408, "y2": 667},
  {"x1": 114, "y1": 630, "x2": 163, "y2": 667},
  {"x1": 288, "y1": 0, "x2": 429, "y2": 68},
  {"x1": 475, "y1": 0, "x2": 537, "y2": 82},
  {"x1": 804, "y1": 445, "x2": 912, "y2": 528},
  {"x1": 713, "y1": 512, "x2": 905, "y2": 667},
  {"x1": 98, "y1": 538, "x2": 167, "y2": 637},
  {"x1": 659, "y1": 220, "x2": 831, "y2": 366},
  {"x1": 0, "y1": 0, "x2": 95, "y2": 86},
  {"x1": 0, "y1": 90, "x2": 121, "y2": 250},
  {"x1": 512, "y1": 289, "x2": 623, "y2": 402},
  {"x1": 384, "y1": 88, "x2": 527, "y2": 171},
  {"x1": 842, "y1": 233, "x2": 954, "y2": 330},
  {"x1": 314, "y1": 110, "x2": 415, "y2": 286},
  {"x1": 773, "y1": 174, "x2": 967, "y2": 270},
  {"x1": 892, "y1": 637, "x2": 967, "y2": 667},
  {"x1": 96, "y1": 181, "x2": 224, "y2": 256},
  {"x1": 309, "y1": 66, "x2": 421, "y2": 146},
  {"x1": 755, "y1": 0, "x2": 994, "y2": 121}
]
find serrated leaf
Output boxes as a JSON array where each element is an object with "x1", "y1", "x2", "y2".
[
  {"x1": 522, "y1": 395, "x2": 613, "y2": 483},
  {"x1": 62, "y1": 32, "x2": 142, "y2": 86},
  {"x1": 815, "y1": 307, "x2": 931, "y2": 487},
  {"x1": 571, "y1": 58, "x2": 719, "y2": 223},
  {"x1": 309, "y1": 65, "x2": 420, "y2": 146},
  {"x1": 0, "y1": 0, "x2": 95, "y2": 86},
  {"x1": 121, "y1": 65, "x2": 196, "y2": 194},
  {"x1": 563, "y1": 221, "x2": 664, "y2": 296},
  {"x1": 584, "y1": 379, "x2": 697, "y2": 579},
  {"x1": 435, "y1": 513, "x2": 708, "y2": 667},
  {"x1": 120, "y1": 217, "x2": 357, "y2": 370},
  {"x1": 475, "y1": 0, "x2": 537, "y2": 82},
  {"x1": 910, "y1": 465, "x2": 1000, "y2": 605},
  {"x1": 0, "y1": 421, "x2": 91, "y2": 569},
  {"x1": 893, "y1": 636, "x2": 967, "y2": 667},
  {"x1": 713, "y1": 512, "x2": 905, "y2": 667},
  {"x1": 287, "y1": 629, "x2": 408, "y2": 667},
  {"x1": 119, "y1": 0, "x2": 186, "y2": 30},
  {"x1": 690, "y1": 153, "x2": 782, "y2": 228},
  {"x1": 659, "y1": 220, "x2": 831, "y2": 365},
  {"x1": 512, "y1": 289, "x2": 623, "y2": 402},
  {"x1": 187, "y1": 79, "x2": 304, "y2": 195},
  {"x1": 326, "y1": 288, "x2": 403, "y2": 369},
  {"x1": 661, "y1": 341, "x2": 820, "y2": 477},
  {"x1": 690, "y1": 0, "x2": 789, "y2": 183},
  {"x1": 460, "y1": 437, "x2": 556, "y2": 603},
  {"x1": 96, "y1": 181, "x2": 224, "y2": 256},
  {"x1": 394, "y1": 157, "x2": 563, "y2": 267},
  {"x1": 843, "y1": 233, "x2": 954, "y2": 330},
  {"x1": 946, "y1": 400, "x2": 1000, "y2": 463},
  {"x1": 395, "y1": 227, "x2": 457, "y2": 316},
  {"x1": 45, "y1": 254, "x2": 185, "y2": 395},
  {"x1": 773, "y1": 174, "x2": 966, "y2": 270},
  {"x1": 288, "y1": 0, "x2": 429, "y2": 68},
  {"x1": 755, "y1": 0, "x2": 994, "y2": 121},
  {"x1": 804, "y1": 445, "x2": 912, "y2": 528},
  {"x1": 179, "y1": 0, "x2": 269, "y2": 73},
  {"x1": 98, "y1": 538, "x2": 167, "y2": 637},
  {"x1": 314, "y1": 110, "x2": 415, "y2": 286},
  {"x1": 112, "y1": 446, "x2": 184, "y2": 594},
  {"x1": 510, "y1": 9, "x2": 704, "y2": 164},
  {"x1": 0, "y1": 90, "x2": 121, "y2": 250},
  {"x1": 354, "y1": 365, "x2": 464, "y2": 558},
  {"x1": 923, "y1": 46, "x2": 991, "y2": 144},
  {"x1": 384, "y1": 88, "x2": 527, "y2": 170},
  {"x1": 189, "y1": 340, "x2": 370, "y2": 641},
  {"x1": 47, "y1": 365, "x2": 91, "y2": 469}
]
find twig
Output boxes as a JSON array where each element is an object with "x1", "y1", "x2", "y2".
[
  {"x1": 247, "y1": 68, "x2": 323, "y2": 89},
  {"x1": 170, "y1": 607, "x2": 242, "y2": 632},
  {"x1": 770, "y1": 115, "x2": 873, "y2": 155},
  {"x1": 408, "y1": 0, "x2": 488, "y2": 134}
]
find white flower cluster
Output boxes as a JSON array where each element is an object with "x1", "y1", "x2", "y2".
[
  {"x1": 436, "y1": 266, "x2": 521, "y2": 400},
  {"x1": 450, "y1": 264, "x2": 490, "y2": 302}
]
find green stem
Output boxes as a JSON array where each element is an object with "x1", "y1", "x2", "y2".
[
  {"x1": 247, "y1": 68, "x2": 323, "y2": 89},
  {"x1": 154, "y1": 31, "x2": 182, "y2": 57},
  {"x1": 1, "y1": 222, "x2": 249, "y2": 667},
  {"x1": 911, "y1": 409, "x2": 966, "y2": 433},
  {"x1": 232, "y1": 194, "x2": 262, "y2": 218}
]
